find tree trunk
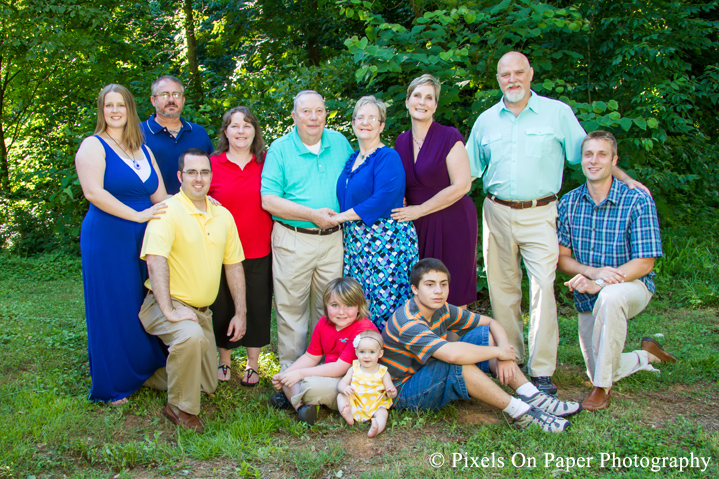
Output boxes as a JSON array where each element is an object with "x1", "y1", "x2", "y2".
[
  {"x1": 182, "y1": 0, "x2": 203, "y2": 101},
  {"x1": 0, "y1": 54, "x2": 8, "y2": 194},
  {"x1": 303, "y1": 0, "x2": 321, "y2": 66}
]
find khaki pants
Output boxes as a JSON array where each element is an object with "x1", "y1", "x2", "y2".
[
  {"x1": 290, "y1": 376, "x2": 341, "y2": 410},
  {"x1": 578, "y1": 280, "x2": 657, "y2": 388},
  {"x1": 483, "y1": 198, "x2": 559, "y2": 377},
  {"x1": 139, "y1": 293, "x2": 218, "y2": 415},
  {"x1": 271, "y1": 223, "x2": 343, "y2": 369}
]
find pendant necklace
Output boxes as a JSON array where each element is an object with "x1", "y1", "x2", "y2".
[
  {"x1": 107, "y1": 133, "x2": 141, "y2": 170},
  {"x1": 413, "y1": 136, "x2": 424, "y2": 150}
]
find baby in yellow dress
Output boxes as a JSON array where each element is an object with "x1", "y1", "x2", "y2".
[{"x1": 337, "y1": 330, "x2": 397, "y2": 437}]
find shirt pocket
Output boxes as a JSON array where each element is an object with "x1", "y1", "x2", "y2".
[
  {"x1": 525, "y1": 127, "x2": 555, "y2": 159},
  {"x1": 480, "y1": 134, "x2": 503, "y2": 163}
]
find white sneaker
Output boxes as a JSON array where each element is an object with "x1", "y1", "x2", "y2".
[
  {"x1": 518, "y1": 390, "x2": 582, "y2": 417},
  {"x1": 513, "y1": 406, "x2": 570, "y2": 433}
]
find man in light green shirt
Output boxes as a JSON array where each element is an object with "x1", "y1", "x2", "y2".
[
  {"x1": 261, "y1": 90, "x2": 353, "y2": 370},
  {"x1": 466, "y1": 51, "x2": 647, "y2": 396}
]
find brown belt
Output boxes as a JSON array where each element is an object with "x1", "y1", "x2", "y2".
[
  {"x1": 278, "y1": 221, "x2": 340, "y2": 235},
  {"x1": 487, "y1": 193, "x2": 558, "y2": 209}
]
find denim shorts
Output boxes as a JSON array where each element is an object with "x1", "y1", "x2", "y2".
[{"x1": 394, "y1": 325, "x2": 491, "y2": 411}]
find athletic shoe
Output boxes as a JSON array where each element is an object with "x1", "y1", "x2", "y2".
[
  {"x1": 513, "y1": 406, "x2": 570, "y2": 433},
  {"x1": 518, "y1": 390, "x2": 582, "y2": 417},
  {"x1": 269, "y1": 391, "x2": 291, "y2": 410},
  {"x1": 530, "y1": 376, "x2": 558, "y2": 396}
]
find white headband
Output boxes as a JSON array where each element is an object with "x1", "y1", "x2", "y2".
[{"x1": 353, "y1": 334, "x2": 382, "y2": 349}]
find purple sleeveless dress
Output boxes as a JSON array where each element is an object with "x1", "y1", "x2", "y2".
[{"x1": 395, "y1": 122, "x2": 478, "y2": 305}]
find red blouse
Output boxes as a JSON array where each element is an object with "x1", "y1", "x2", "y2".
[{"x1": 209, "y1": 152, "x2": 273, "y2": 259}]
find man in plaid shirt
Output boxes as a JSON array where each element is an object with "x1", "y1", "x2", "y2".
[{"x1": 557, "y1": 130, "x2": 675, "y2": 412}]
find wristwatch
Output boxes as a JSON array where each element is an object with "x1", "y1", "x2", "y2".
[{"x1": 594, "y1": 278, "x2": 606, "y2": 288}]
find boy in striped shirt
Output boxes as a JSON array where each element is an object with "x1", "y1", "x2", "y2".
[{"x1": 381, "y1": 258, "x2": 581, "y2": 433}]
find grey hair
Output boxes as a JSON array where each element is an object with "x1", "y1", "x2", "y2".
[
  {"x1": 151, "y1": 76, "x2": 185, "y2": 96},
  {"x1": 293, "y1": 90, "x2": 325, "y2": 112},
  {"x1": 352, "y1": 95, "x2": 387, "y2": 123}
]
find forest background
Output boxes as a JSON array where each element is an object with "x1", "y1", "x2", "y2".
[{"x1": 1, "y1": 0, "x2": 718, "y2": 269}]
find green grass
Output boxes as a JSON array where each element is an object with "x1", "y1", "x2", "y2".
[{"x1": 0, "y1": 249, "x2": 718, "y2": 478}]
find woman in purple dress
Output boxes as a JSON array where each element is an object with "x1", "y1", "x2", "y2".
[{"x1": 391, "y1": 74, "x2": 478, "y2": 307}]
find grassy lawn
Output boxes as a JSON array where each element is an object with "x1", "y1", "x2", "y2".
[{"x1": 0, "y1": 249, "x2": 717, "y2": 478}]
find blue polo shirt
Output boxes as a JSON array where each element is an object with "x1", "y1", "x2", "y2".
[
  {"x1": 140, "y1": 114, "x2": 213, "y2": 194},
  {"x1": 261, "y1": 126, "x2": 353, "y2": 229}
]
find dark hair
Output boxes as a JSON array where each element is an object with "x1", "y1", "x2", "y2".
[
  {"x1": 581, "y1": 130, "x2": 618, "y2": 157},
  {"x1": 410, "y1": 258, "x2": 451, "y2": 288},
  {"x1": 213, "y1": 106, "x2": 266, "y2": 160},
  {"x1": 178, "y1": 148, "x2": 211, "y2": 172},
  {"x1": 322, "y1": 277, "x2": 370, "y2": 321}
]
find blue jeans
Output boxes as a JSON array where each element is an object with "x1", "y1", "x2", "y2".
[{"x1": 394, "y1": 325, "x2": 491, "y2": 411}]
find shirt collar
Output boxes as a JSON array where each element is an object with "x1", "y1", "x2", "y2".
[
  {"x1": 176, "y1": 189, "x2": 214, "y2": 218},
  {"x1": 499, "y1": 90, "x2": 538, "y2": 114},
  {"x1": 217, "y1": 151, "x2": 257, "y2": 165},
  {"x1": 291, "y1": 126, "x2": 327, "y2": 155},
  {"x1": 145, "y1": 114, "x2": 191, "y2": 135},
  {"x1": 580, "y1": 178, "x2": 621, "y2": 206}
]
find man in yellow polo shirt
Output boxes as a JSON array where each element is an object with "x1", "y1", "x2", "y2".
[{"x1": 139, "y1": 148, "x2": 246, "y2": 433}]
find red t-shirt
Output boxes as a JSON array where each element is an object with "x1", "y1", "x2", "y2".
[
  {"x1": 209, "y1": 152, "x2": 273, "y2": 258},
  {"x1": 306, "y1": 317, "x2": 378, "y2": 364}
]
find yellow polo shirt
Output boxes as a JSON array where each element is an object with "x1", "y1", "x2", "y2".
[{"x1": 140, "y1": 190, "x2": 244, "y2": 308}]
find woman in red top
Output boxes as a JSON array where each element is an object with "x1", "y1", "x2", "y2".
[{"x1": 209, "y1": 106, "x2": 273, "y2": 386}]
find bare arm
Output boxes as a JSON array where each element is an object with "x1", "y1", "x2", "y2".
[
  {"x1": 612, "y1": 165, "x2": 651, "y2": 196},
  {"x1": 559, "y1": 244, "x2": 655, "y2": 293},
  {"x1": 391, "y1": 141, "x2": 472, "y2": 221},
  {"x1": 334, "y1": 208, "x2": 361, "y2": 223},
  {"x1": 433, "y1": 340, "x2": 514, "y2": 364},
  {"x1": 224, "y1": 262, "x2": 247, "y2": 342},
  {"x1": 76, "y1": 137, "x2": 167, "y2": 222},
  {"x1": 261, "y1": 194, "x2": 338, "y2": 229},
  {"x1": 146, "y1": 254, "x2": 197, "y2": 322},
  {"x1": 338, "y1": 367, "x2": 354, "y2": 395},
  {"x1": 382, "y1": 371, "x2": 397, "y2": 399}
]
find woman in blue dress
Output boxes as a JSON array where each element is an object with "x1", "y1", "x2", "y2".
[
  {"x1": 75, "y1": 84, "x2": 168, "y2": 404},
  {"x1": 334, "y1": 96, "x2": 419, "y2": 331}
]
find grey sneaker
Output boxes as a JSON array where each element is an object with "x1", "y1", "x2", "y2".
[
  {"x1": 513, "y1": 406, "x2": 570, "y2": 433},
  {"x1": 297, "y1": 404, "x2": 318, "y2": 425},
  {"x1": 518, "y1": 390, "x2": 582, "y2": 417},
  {"x1": 269, "y1": 391, "x2": 291, "y2": 410}
]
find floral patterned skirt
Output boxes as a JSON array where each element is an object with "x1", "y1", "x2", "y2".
[{"x1": 343, "y1": 217, "x2": 419, "y2": 331}]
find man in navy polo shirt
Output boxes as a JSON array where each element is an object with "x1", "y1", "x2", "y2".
[{"x1": 140, "y1": 76, "x2": 213, "y2": 194}]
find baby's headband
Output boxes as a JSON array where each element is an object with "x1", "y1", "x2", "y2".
[{"x1": 353, "y1": 334, "x2": 382, "y2": 349}]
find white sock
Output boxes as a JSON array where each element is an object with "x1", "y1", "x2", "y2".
[
  {"x1": 503, "y1": 397, "x2": 531, "y2": 419},
  {"x1": 516, "y1": 382, "x2": 540, "y2": 397}
]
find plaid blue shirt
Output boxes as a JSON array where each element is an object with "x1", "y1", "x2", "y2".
[{"x1": 557, "y1": 179, "x2": 662, "y2": 313}]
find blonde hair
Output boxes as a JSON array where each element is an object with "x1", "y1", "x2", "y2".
[
  {"x1": 406, "y1": 74, "x2": 442, "y2": 102},
  {"x1": 354, "y1": 329, "x2": 384, "y2": 349},
  {"x1": 323, "y1": 277, "x2": 370, "y2": 321},
  {"x1": 352, "y1": 95, "x2": 387, "y2": 123},
  {"x1": 94, "y1": 84, "x2": 144, "y2": 151}
]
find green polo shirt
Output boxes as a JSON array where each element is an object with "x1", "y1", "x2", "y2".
[
  {"x1": 466, "y1": 91, "x2": 586, "y2": 201},
  {"x1": 261, "y1": 126, "x2": 353, "y2": 228}
]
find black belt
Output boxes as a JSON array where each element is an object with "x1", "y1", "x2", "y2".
[
  {"x1": 487, "y1": 193, "x2": 558, "y2": 209},
  {"x1": 278, "y1": 221, "x2": 340, "y2": 235}
]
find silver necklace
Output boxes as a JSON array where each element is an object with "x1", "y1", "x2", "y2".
[{"x1": 107, "y1": 133, "x2": 141, "y2": 170}]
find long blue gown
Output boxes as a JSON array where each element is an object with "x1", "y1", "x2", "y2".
[{"x1": 80, "y1": 135, "x2": 166, "y2": 402}]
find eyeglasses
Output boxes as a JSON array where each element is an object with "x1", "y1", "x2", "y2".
[
  {"x1": 182, "y1": 169, "x2": 211, "y2": 178},
  {"x1": 154, "y1": 91, "x2": 184, "y2": 100},
  {"x1": 353, "y1": 116, "x2": 381, "y2": 124}
]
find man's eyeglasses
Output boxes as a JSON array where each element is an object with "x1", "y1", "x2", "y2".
[
  {"x1": 154, "y1": 91, "x2": 184, "y2": 100},
  {"x1": 182, "y1": 169, "x2": 211, "y2": 178}
]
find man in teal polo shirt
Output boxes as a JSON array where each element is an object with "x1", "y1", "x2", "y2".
[
  {"x1": 261, "y1": 90, "x2": 353, "y2": 369},
  {"x1": 466, "y1": 51, "x2": 647, "y2": 395}
]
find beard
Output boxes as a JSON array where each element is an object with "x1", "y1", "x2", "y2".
[
  {"x1": 157, "y1": 103, "x2": 182, "y2": 119},
  {"x1": 503, "y1": 85, "x2": 526, "y2": 103}
]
